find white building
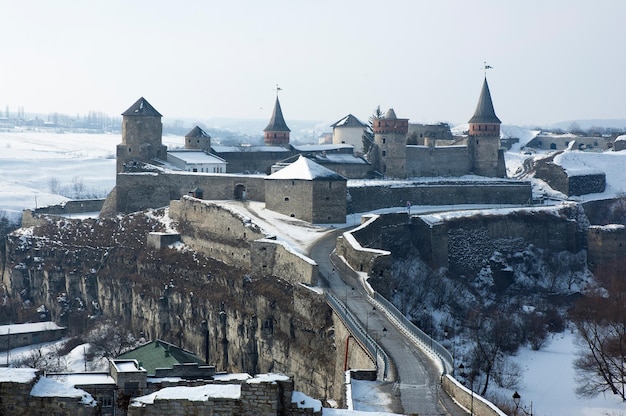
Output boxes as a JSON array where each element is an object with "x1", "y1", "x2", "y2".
[
  {"x1": 331, "y1": 114, "x2": 367, "y2": 153},
  {"x1": 167, "y1": 150, "x2": 227, "y2": 173}
]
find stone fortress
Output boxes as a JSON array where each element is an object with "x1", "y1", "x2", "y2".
[{"x1": 102, "y1": 77, "x2": 531, "y2": 221}]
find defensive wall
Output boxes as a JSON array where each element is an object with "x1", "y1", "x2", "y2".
[
  {"x1": 414, "y1": 205, "x2": 582, "y2": 273},
  {"x1": 106, "y1": 168, "x2": 534, "y2": 219},
  {"x1": 405, "y1": 145, "x2": 472, "y2": 177},
  {"x1": 347, "y1": 179, "x2": 532, "y2": 213},
  {"x1": 33, "y1": 199, "x2": 105, "y2": 216},
  {"x1": 107, "y1": 172, "x2": 266, "y2": 215},
  {"x1": 587, "y1": 224, "x2": 626, "y2": 270},
  {"x1": 168, "y1": 197, "x2": 319, "y2": 285},
  {"x1": 534, "y1": 158, "x2": 606, "y2": 196}
]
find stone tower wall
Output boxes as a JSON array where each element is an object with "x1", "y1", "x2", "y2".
[
  {"x1": 118, "y1": 115, "x2": 166, "y2": 173},
  {"x1": 468, "y1": 122, "x2": 502, "y2": 177},
  {"x1": 373, "y1": 117, "x2": 409, "y2": 178}
]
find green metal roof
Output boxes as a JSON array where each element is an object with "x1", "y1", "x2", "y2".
[{"x1": 117, "y1": 339, "x2": 205, "y2": 376}]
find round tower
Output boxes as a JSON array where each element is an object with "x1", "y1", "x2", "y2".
[
  {"x1": 116, "y1": 97, "x2": 167, "y2": 173},
  {"x1": 372, "y1": 108, "x2": 409, "y2": 178},
  {"x1": 263, "y1": 96, "x2": 290, "y2": 146},
  {"x1": 468, "y1": 78, "x2": 505, "y2": 177},
  {"x1": 185, "y1": 126, "x2": 212, "y2": 152}
]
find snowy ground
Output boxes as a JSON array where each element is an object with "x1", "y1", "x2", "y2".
[{"x1": 2, "y1": 129, "x2": 626, "y2": 415}]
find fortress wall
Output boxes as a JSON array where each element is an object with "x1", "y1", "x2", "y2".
[
  {"x1": 169, "y1": 198, "x2": 267, "y2": 269},
  {"x1": 216, "y1": 150, "x2": 293, "y2": 174},
  {"x1": 335, "y1": 215, "x2": 392, "y2": 275},
  {"x1": 34, "y1": 199, "x2": 105, "y2": 216},
  {"x1": 347, "y1": 181, "x2": 532, "y2": 213},
  {"x1": 414, "y1": 209, "x2": 581, "y2": 274},
  {"x1": 587, "y1": 224, "x2": 626, "y2": 270},
  {"x1": 115, "y1": 173, "x2": 266, "y2": 214},
  {"x1": 251, "y1": 240, "x2": 318, "y2": 285},
  {"x1": 405, "y1": 145, "x2": 472, "y2": 177},
  {"x1": 170, "y1": 198, "x2": 318, "y2": 285}
]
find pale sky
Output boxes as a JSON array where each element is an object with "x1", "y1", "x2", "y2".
[{"x1": 1, "y1": 1, "x2": 625, "y2": 127}]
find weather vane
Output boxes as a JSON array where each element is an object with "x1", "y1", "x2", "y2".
[
  {"x1": 275, "y1": 84, "x2": 282, "y2": 96},
  {"x1": 483, "y1": 61, "x2": 493, "y2": 76}
]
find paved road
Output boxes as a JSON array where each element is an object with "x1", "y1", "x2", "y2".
[{"x1": 309, "y1": 230, "x2": 467, "y2": 416}]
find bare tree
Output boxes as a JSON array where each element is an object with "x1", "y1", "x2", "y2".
[
  {"x1": 71, "y1": 176, "x2": 85, "y2": 199},
  {"x1": 571, "y1": 271, "x2": 626, "y2": 400},
  {"x1": 86, "y1": 319, "x2": 138, "y2": 359},
  {"x1": 48, "y1": 177, "x2": 60, "y2": 194},
  {"x1": 17, "y1": 344, "x2": 66, "y2": 372}
]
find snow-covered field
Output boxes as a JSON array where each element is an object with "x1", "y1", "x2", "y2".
[{"x1": 2, "y1": 129, "x2": 626, "y2": 415}]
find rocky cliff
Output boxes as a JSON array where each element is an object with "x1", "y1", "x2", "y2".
[{"x1": 2, "y1": 209, "x2": 339, "y2": 401}]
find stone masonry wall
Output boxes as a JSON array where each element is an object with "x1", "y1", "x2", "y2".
[
  {"x1": 170, "y1": 198, "x2": 319, "y2": 285},
  {"x1": 587, "y1": 224, "x2": 626, "y2": 270},
  {"x1": 405, "y1": 145, "x2": 472, "y2": 177},
  {"x1": 111, "y1": 172, "x2": 266, "y2": 214},
  {"x1": 250, "y1": 240, "x2": 318, "y2": 285},
  {"x1": 347, "y1": 180, "x2": 532, "y2": 213}
]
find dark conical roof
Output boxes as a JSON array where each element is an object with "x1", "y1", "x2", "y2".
[
  {"x1": 264, "y1": 96, "x2": 291, "y2": 132},
  {"x1": 122, "y1": 97, "x2": 163, "y2": 117},
  {"x1": 468, "y1": 78, "x2": 501, "y2": 124},
  {"x1": 185, "y1": 126, "x2": 211, "y2": 138},
  {"x1": 331, "y1": 114, "x2": 367, "y2": 128}
]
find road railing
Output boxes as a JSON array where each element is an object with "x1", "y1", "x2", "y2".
[{"x1": 325, "y1": 292, "x2": 390, "y2": 381}]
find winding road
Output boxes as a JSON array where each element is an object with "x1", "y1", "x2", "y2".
[{"x1": 309, "y1": 230, "x2": 467, "y2": 416}]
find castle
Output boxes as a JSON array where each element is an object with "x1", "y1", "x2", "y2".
[
  {"x1": 103, "y1": 77, "x2": 524, "y2": 222},
  {"x1": 369, "y1": 77, "x2": 506, "y2": 178}
]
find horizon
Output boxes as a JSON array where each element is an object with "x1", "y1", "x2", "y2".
[{"x1": 1, "y1": 1, "x2": 625, "y2": 127}]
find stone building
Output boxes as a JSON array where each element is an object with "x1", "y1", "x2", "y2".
[
  {"x1": 0, "y1": 360, "x2": 320, "y2": 416},
  {"x1": 265, "y1": 155, "x2": 347, "y2": 223}
]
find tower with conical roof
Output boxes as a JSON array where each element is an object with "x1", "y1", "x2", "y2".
[
  {"x1": 372, "y1": 108, "x2": 409, "y2": 178},
  {"x1": 116, "y1": 97, "x2": 167, "y2": 173},
  {"x1": 263, "y1": 95, "x2": 290, "y2": 146},
  {"x1": 467, "y1": 78, "x2": 506, "y2": 177}
]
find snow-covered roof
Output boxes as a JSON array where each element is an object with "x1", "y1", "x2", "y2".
[
  {"x1": 245, "y1": 373, "x2": 290, "y2": 384},
  {"x1": 0, "y1": 367, "x2": 38, "y2": 383},
  {"x1": 131, "y1": 384, "x2": 241, "y2": 406},
  {"x1": 266, "y1": 156, "x2": 346, "y2": 181},
  {"x1": 330, "y1": 114, "x2": 367, "y2": 128},
  {"x1": 167, "y1": 151, "x2": 226, "y2": 164},
  {"x1": 313, "y1": 153, "x2": 368, "y2": 164},
  {"x1": 291, "y1": 143, "x2": 353, "y2": 152},
  {"x1": 31, "y1": 377, "x2": 97, "y2": 406},
  {"x1": 0, "y1": 321, "x2": 65, "y2": 336},
  {"x1": 49, "y1": 373, "x2": 116, "y2": 386},
  {"x1": 615, "y1": 134, "x2": 626, "y2": 142},
  {"x1": 211, "y1": 145, "x2": 290, "y2": 153}
]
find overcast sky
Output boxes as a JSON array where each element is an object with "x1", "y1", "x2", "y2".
[{"x1": 1, "y1": 1, "x2": 625, "y2": 127}]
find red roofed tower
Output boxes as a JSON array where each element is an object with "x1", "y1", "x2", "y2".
[
  {"x1": 467, "y1": 77, "x2": 506, "y2": 177},
  {"x1": 263, "y1": 95, "x2": 291, "y2": 146}
]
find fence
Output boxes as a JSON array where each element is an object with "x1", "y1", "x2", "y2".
[{"x1": 325, "y1": 293, "x2": 390, "y2": 380}]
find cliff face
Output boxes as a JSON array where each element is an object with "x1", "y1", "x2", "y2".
[{"x1": 2, "y1": 209, "x2": 338, "y2": 400}]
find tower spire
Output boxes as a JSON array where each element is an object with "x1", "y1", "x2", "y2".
[{"x1": 263, "y1": 91, "x2": 290, "y2": 146}]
